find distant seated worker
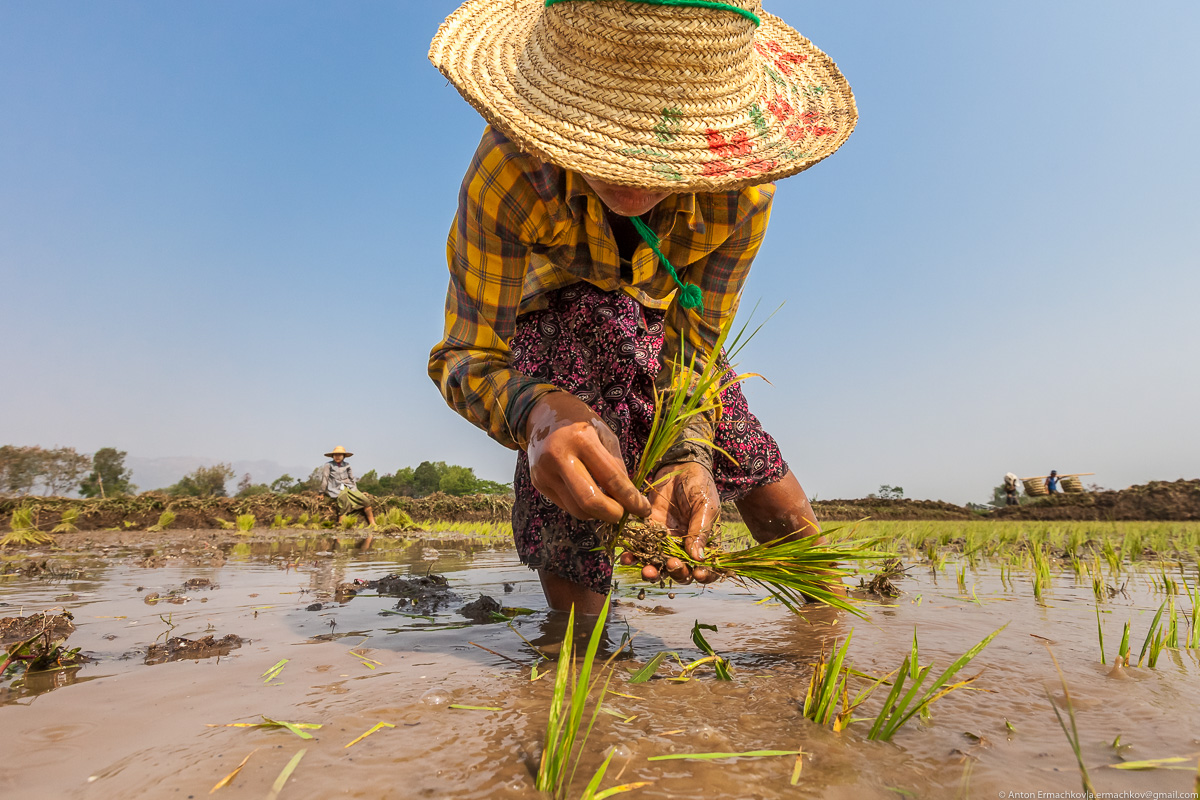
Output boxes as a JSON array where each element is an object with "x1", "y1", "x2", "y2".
[
  {"x1": 318, "y1": 446, "x2": 376, "y2": 526},
  {"x1": 1046, "y1": 470, "x2": 1060, "y2": 494},
  {"x1": 1003, "y1": 472, "x2": 1020, "y2": 506}
]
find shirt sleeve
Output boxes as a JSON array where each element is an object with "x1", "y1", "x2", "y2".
[
  {"x1": 662, "y1": 185, "x2": 775, "y2": 412},
  {"x1": 318, "y1": 463, "x2": 329, "y2": 495},
  {"x1": 428, "y1": 130, "x2": 561, "y2": 450}
]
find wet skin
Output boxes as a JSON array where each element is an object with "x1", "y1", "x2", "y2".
[{"x1": 526, "y1": 175, "x2": 821, "y2": 613}]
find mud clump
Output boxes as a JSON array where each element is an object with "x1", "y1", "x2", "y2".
[
  {"x1": 183, "y1": 578, "x2": 215, "y2": 590},
  {"x1": 458, "y1": 595, "x2": 502, "y2": 622},
  {"x1": 145, "y1": 634, "x2": 244, "y2": 665},
  {"x1": 339, "y1": 573, "x2": 460, "y2": 614},
  {"x1": 1, "y1": 612, "x2": 75, "y2": 647},
  {"x1": 1, "y1": 612, "x2": 89, "y2": 675},
  {"x1": 0, "y1": 559, "x2": 84, "y2": 579}
]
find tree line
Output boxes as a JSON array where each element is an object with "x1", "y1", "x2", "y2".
[
  {"x1": 0, "y1": 445, "x2": 135, "y2": 498},
  {"x1": 0, "y1": 445, "x2": 510, "y2": 499}
]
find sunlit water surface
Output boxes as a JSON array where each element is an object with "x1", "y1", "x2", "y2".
[{"x1": 1, "y1": 534, "x2": 1198, "y2": 799}]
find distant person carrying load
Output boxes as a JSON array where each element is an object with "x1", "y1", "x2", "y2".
[
  {"x1": 318, "y1": 446, "x2": 376, "y2": 527},
  {"x1": 1003, "y1": 472, "x2": 1021, "y2": 506},
  {"x1": 1046, "y1": 470, "x2": 1060, "y2": 494}
]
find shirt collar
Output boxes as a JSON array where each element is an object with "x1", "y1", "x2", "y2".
[{"x1": 564, "y1": 170, "x2": 706, "y2": 234}]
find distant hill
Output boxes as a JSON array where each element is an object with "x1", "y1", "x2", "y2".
[{"x1": 127, "y1": 456, "x2": 313, "y2": 494}]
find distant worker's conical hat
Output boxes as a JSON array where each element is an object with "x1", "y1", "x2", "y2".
[
  {"x1": 429, "y1": 0, "x2": 857, "y2": 192},
  {"x1": 324, "y1": 446, "x2": 354, "y2": 458}
]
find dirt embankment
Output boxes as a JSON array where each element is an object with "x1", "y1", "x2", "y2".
[
  {"x1": 0, "y1": 491, "x2": 513, "y2": 531},
  {"x1": 719, "y1": 497, "x2": 974, "y2": 523},
  {"x1": 3, "y1": 480, "x2": 1199, "y2": 531},
  {"x1": 994, "y1": 479, "x2": 1200, "y2": 521}
]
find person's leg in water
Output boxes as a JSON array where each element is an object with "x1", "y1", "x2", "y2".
[{"x1": 537, "y1": 569, "x2": 608, "y2": 615}]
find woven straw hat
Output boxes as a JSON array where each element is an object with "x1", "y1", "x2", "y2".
[
  {"x1": 430, "y1": 0, "x2": 857, "y2": 192},
  {"x1": 324, "y1": 446, "x2": 353, "y2": 458}
]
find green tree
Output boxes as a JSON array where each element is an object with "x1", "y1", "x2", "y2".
[
  {"x1": 80, "y1": 447, "x2": 137, "y2": 498},
  {"x1": 41, "y1": 446, "x2": 92, "y2": 496},
  {"x1": 473, "y1": 477, "x2": 513, "y2": 495},
  {"x1": 235, "y1": 472, "x2": 271, "y2": 497},
  {"x1": 167, "y1": 463, "x2": 235, "y2": 498},
  {"x1": 411, "y1": 461, "x2": 447, "y2": 497},
  {"x1": 0, "y1": 445, "x2": 44, "y2": 496},
  {"x1": 388, "y1": 467, "x2": 417, "y2": 496},
  {"x1": 439, "y1": 465, "x2": 479, "y2": 496},
  {"x1": 357, "y1": 469, "x2": 383, "y2": 495}
]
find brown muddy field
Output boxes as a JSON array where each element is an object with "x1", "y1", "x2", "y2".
[{"x1": 2, "y1": 528, "x2": 1199, "y2": 799}]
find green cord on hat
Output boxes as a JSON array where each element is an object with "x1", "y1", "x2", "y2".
[
  {"x1": 544, "y1": 0, "x2": 761, "y2": 27},
  {"x1": 630, "y1": 215, "x2": 704, "y2": 311}
]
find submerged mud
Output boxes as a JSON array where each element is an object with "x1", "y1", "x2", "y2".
[{"x1": 1, "y1": 529, "x2": 1199, "y2": 799}]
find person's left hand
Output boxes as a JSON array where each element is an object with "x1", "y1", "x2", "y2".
[{"x1": 647, "y1": 461, "x2": 720, "y2": 584}]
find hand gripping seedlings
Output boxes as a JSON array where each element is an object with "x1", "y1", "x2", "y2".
[{"x1": 603, "y1": 315, "x2": 882, "y2": 617}]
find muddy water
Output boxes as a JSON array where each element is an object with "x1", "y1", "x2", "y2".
[{"x1": 2, "y1": 534, "x2": 1199, "y2": 799}]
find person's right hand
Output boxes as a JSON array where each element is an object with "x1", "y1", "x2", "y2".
[{"x1": 525, "y1": 391, "x2": 652, "y2": 523}]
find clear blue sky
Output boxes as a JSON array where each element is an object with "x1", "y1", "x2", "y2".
[{"x1": 2, "y1": 1, "x2": 1197, "y2": 504}]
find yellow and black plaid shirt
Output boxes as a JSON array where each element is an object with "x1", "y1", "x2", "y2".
[{"x1": 430, "y1": 127, "x2": 775, "y2": 450}]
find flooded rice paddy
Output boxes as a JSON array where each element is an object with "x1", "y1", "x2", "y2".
[{"x1": 2, "y1": 522, "x2": 1199, "y2": 799}]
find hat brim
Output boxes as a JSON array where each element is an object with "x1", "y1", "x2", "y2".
[
  {"x1": 430, "y1": 0, "x2": 857, "y2": 192},
  {"x1": 324, "y1": 451, "x2": 353, "y2": 458}
]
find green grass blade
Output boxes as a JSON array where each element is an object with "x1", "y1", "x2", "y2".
[
  {"x1": 1137, "y1": 601, "x2": 1166, "y2": 666},
  {"x1": 537, "y1": 606, "x2": 576, "y2": 792},
  {"x1": 1109, "y1": 757, "x2": 1195, "y2": 770},
  {"x1": 579, "y1": 747, "x2": 616, "y2": 800},
  {"x1": 629, "y1": 651, "x2": 672, "y2": 684},
  {"x1": 647, "y1": 750, "x2": 800, "y2": 761},
  {"x1": 866, "y1": 655, "x2": 910, "y2": 740},
  {"x1": 265, "y1": 749, "x2": 306, "y2": 800},
  {"x1": 593, "y1": 782, "x2": 652, "y2": 800}
]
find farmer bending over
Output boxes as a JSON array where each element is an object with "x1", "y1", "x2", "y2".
[
  {"x1": 428, "y1": 0, "x2": 857, "y2": 614},
  {"x1": 318, "y1": 446, "x2": 376, "y2": 527}
]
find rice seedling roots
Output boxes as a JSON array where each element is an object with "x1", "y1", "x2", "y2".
[{"x1": 611, "y1": 518, "x2": 731, "y2": 582}]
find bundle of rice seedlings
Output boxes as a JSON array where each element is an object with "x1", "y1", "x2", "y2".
[
  {"x1": 235, "y1": 514, "x2": 255, "y2": 533},
  {"x1": 604, "y1": 313, "x2": 882, "y2": 616},
  {"x1": 214, "y1": 517, "x2": 235, "y2": 530},
  {"x1": 619, "y1": 520, "x2": 879, "y2": 616},
  {"x1": 51, "y1": 507, "x2": 79, "y2": 534},
  {"x1": 377, "y1": 507, "x2": 415, "y2": 532},
  {"x1": 148, "y1": 510, "x2": 176, "y2": 532},
  {"x1": 866, "y1": 625, "x2": 1006, "y2": 741},
  {"x1": 799, "y1": 630, "x2": 898, "y2": 732},
  {"x1": 536, "y1": 595, "x2": 645, "y2": 800},
  {"x1": 1, "y1": 507, "x2": 53, "y2": 548}
]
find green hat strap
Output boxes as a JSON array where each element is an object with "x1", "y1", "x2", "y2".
[
  {"x1": 544, "y1": 0, "x2": 761, "y2": 27},
  {"x1": 630, "y1": 215, "x2": 705, "y2": 312}
]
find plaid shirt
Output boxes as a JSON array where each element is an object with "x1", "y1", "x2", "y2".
[{"x1": 429, "y1": 127, "x2": 775, "y2": 450}]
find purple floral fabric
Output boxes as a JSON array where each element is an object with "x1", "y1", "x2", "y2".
[{"x1": 510, "y1": 284, "x2": 787, "y2": 593}]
